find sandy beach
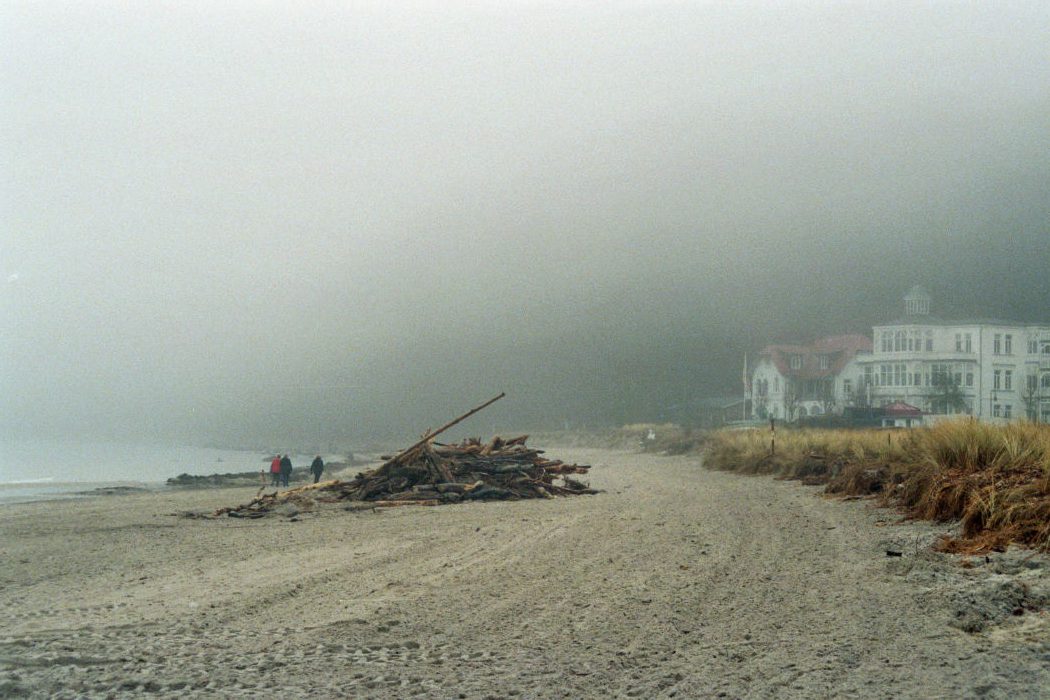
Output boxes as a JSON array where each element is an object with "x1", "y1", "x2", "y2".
[{"x1": 1, "y1": 448, "x2": 1047, "y2": 699}]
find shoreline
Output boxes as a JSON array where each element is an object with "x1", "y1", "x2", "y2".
[{"x1": 0, "y1": 481, "x2": 159, "y2": 507}]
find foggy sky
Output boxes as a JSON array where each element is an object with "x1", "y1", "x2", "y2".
[{"x1": 3, "y1": 2, "x2": 1050, "y2": 445}]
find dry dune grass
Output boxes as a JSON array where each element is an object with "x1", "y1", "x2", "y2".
[{"x1": 705, "y1": 420, "x2": 1050, "y2": 553}]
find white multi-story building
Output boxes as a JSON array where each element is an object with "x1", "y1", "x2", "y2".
[
  {"x1": 852, "y1": 286, "x2": 1050, "y2": 423},
  {"x1": 748, "y1": 287, "x2": 1050, "y2": 424}
]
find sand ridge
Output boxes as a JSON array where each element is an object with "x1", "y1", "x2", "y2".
[{"x1": 0, "y1": 448, "x2": 1047, "y2": 698}]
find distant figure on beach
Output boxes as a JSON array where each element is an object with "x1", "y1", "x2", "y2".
[
  {"x1": 279, "y1": 454, "x2": 292, "y2": 487},
  {"x1": 310, "y1": 455, "x2": 324, "y2": 483},
  {"x1": 269, "y1": 455, "x2": 281, "y2": 487}
]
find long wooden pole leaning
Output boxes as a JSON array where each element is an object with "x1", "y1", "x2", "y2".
[{"x1": 386, "y1": 392, "x2": 506, "y2": 466}]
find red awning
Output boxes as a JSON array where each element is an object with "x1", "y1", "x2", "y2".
[{"x1": 883, "y1": 401, "x2": 922, "y2": 416}]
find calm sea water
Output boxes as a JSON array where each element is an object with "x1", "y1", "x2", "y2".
[{"x1": 0, "y1": 440, "x2": 283, "y2": 504}]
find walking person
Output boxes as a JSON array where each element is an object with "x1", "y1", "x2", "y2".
[
  {"x1": 279, "y1": 454, "x2": 293, "y2": 488},
  {"x1": 310, "y1": 455, "x2": 325, "y2": 484},
  {"x1": 269, "y1": 455, "x2": 281, "y2": 487}
]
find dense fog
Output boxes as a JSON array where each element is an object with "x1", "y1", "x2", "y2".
[{"x1": 3, "y1": 2, "x2": 1050, "y2": 446}]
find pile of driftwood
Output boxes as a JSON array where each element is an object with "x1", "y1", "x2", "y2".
[
  {"x1": 214, "y1": 394, "x2": 596, "y2": 518},
  {"x1": 337, "y1": 434, "x2": 594, "y2": 505},
  {"x1": 213, "y1": 480, "x2": 344, "y2": 519},
  {"x1": 214, "y1": 436, "x2": 594, "y2": 518}
]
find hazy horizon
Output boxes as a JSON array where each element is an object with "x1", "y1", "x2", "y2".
[{"x1": 4, "y1": 2, "x2": 1050, "y2": 446}]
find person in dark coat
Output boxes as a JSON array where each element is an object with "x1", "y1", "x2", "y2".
[
  {"x1": 310, "y1": 455, "x2": 324, "y2": 484},
  {"x1": 279, "y1": 454, "x2": 293, "y2": 487}
]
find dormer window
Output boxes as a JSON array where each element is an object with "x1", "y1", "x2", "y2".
[
  {"x1": 789, "y1": 354, "x2": 802, "y2": 370},
  {"x1": 818, "y1": 354, "x2": 830, "y2": 370}
]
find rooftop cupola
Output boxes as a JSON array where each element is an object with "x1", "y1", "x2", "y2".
[{"x1": 903, "y1": 285, "x2": 931, "y2": 316}]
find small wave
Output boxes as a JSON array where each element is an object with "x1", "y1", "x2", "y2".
[{"x1": 0, "y1": 477, "x2": 56, "y2": 485}]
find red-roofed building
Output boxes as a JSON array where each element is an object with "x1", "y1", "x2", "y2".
[
  {"x1": 749, "y1": 334, "x2": 872, "y2": 421},
  {"x1": 880, "y1": 401, "x2": 923, "y2": 427}
]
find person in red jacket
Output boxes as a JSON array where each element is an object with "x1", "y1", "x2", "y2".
[{"x1": 269, "y1": 455, "x2": 281, "y2": 487}]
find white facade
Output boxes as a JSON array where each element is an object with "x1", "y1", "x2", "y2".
[
  {"x1": 851, "y1": 288, "x2": 1050, "y2": 423},
  {"x1": 836, "y1": 356, "x2": 867, "y2": 411},
  {"x1": 748, "y1": 336, "x2": 872, "y2": 422},
  {"x1": 750, "y1": 359, "x2": 790, "y2": 420}
]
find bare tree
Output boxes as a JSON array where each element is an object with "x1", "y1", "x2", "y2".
[
  {"x1": 820, "y1": 378, "x2": 836, "y2": 415},
  {"x1": 928, "y1": 365, "x2": 968, "y2": 415},
  {"x1": 852, "y1": 377, "x2": 872, "y2": 410},
  {"x1": 783, "y1": 380, "x2": 800, "y2": 423},
  {"x1": 752, "y1": 394, "x2": 768, "y2": 419},
  {"x1": 1020, "y1": 374, "x2": 1040, "y2": 422}
]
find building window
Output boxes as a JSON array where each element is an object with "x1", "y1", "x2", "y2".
[
  {"x1": 994, "y1": 334, "x2": 1001, "y2": 354},
  {"x1": 1029, "y1": 339, "x2": 1038, "y2": 354},
  {"x1": 863, "y1": 367, "x2": 873, "y2": 386},
  {"x1": 925, "y1": 337, "x2": 933, "y2": 352},
  {"x1": 1004, "y1": 404, "x2": 1012, "y2": 419},
  {"x1": 955, "y1": 334, "x2": 962, "y2": 352},
  {"x1": 1042, "y1": 374, "x2": 1050, "y2": 390},
  {"x1": 993, "y1": 404, "x2": 1002, "y2": 418},
  {"x1": 966, "y1": 372, "x2": 974, "y2": 387},
  {"x1": 1004, "y1": 370, "x2": 1012, "y2": 391},
  {"x1": 843, "y1": 379, "x2": 852, "y2": 396},
  {"x1": 1005, "y1": 334, "x2": 1013, "y2": 355},
  {"x1": 1027, "y1": 374, "x2": 1038, "y2": 392},
  {"x1": 881, "y1": 331, "x2": 892, "y2": 353},
  {"x1": 913, "y1": 371, "x2": 921, "y2": 387},
  {"x1": 965, "y1": 333, "x2": 972, "y2": 353},
  {"x1": 993, "y1": 370, "x2": 1002, "y2": 390},
  {"x1": 894, "y1": 331, "x2": 905, "y2": 352},
  {"x1": 880, "y1": 364, "x2": 891, "y2": 386},
  {"x1": 1042, "y1": 340, "x2": 1050, "y2": 355}
]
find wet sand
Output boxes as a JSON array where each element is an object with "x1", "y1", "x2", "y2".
[{"x1": 1, "y1": 448, "x2": 1047, "y2": 699}]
